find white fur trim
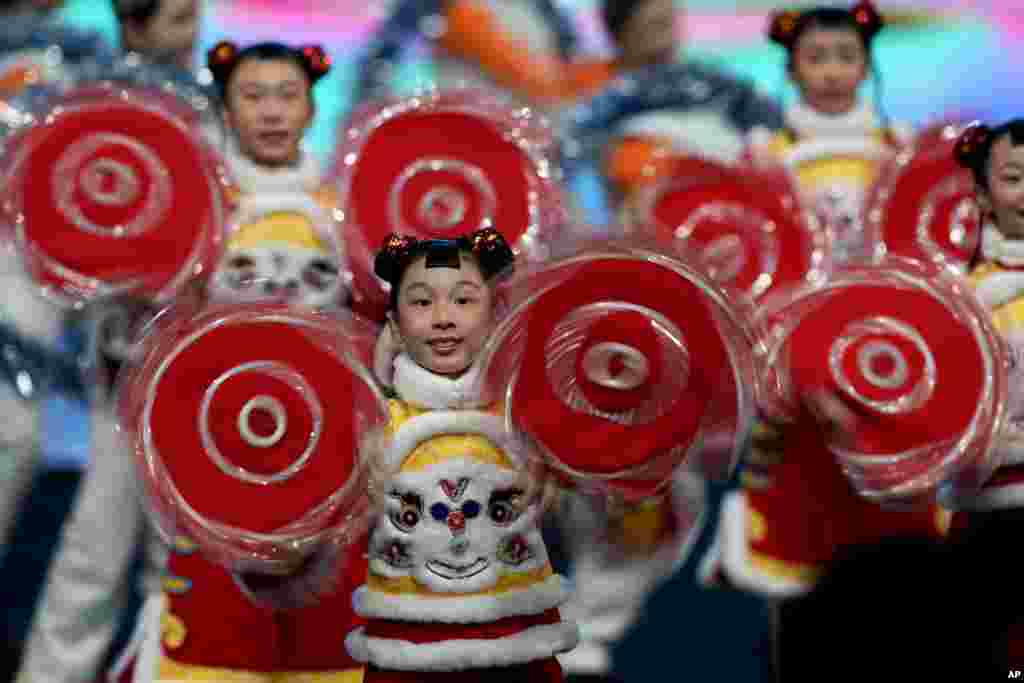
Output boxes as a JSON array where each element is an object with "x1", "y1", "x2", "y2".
[
  {"x1": 616, "y1": 111, "x2": 744, "y2": 163},
  {"x1": 353, "y1": 573, "x2": 567, "y2": 623},
  {"x1": 392, "y1": 353, "x2": 486, "y2": 409},
  {"x1": 384, "y1": 410, "x2": 521, "y2": 471},
  {"x1": 785, "y1": 100, "x2": 877, "y2": 139},
  {"x1": 557, "y1": 641, "x2": 612, "y2": 675},
  {"x1": 783, "y1": 136, "x2": 888, "y2": 168},
  {"x1": 0, "y1": 246, "x2": 65, "y2": 341},
  {"x1": 345, "y1": 621, "x2": 579, "y2": 670},
  {"x1": 717, "y1": 491, "x2": 812, "y2": 598},
  {"x1": 955, "y1": 480, "x2": 1024, "y2": 511},
  {"x1": 224, "y1": 138, "x2": 321, "y2": 194},
  {"x1": 374, "y1": 325, "x2": 400, "y2": 388},
  {"x1": 973, "y1": 270, "x2": 1024, "y2": 309},
  {"x1": 981, "y1": 224, "x2": 1024, "y2": 268},
  {"x1": 128, "y1": 593, "x2": 166, "y2": 683}
]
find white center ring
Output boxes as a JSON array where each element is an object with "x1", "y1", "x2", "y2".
[
  {"x1": 237, "y1": 395, "x2": 288, "y2": 448},
  {"x1": 581, "y1": 342, "x2": 650, "y2": 391},
  {"x1": 80, "y1": 158, "x2": 140, "y2": 207},
  {"x1": 856, "y1": 340, "x2": 909, "y2": 390}
]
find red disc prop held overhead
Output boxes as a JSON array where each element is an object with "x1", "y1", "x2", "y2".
[
  {"x1": 632, "y1": 156, "x2": 829, "y2": 303},
  {"x1": 119, "y1": 304, "x2": 387, "y2": 572},
  {"x1": 865, "y1": 121, "x2": 981, "y2": 271},
  {"x1": 329, "y1": 89, "x2": 567, "y2": 318},
  {"x1": 758, "y1": 258, "x2": 1008, "y2": 504},
  {"x1": 477, "y1": 241, "x2": 756, "y2": 499},
  {"x1": 1, "y1": 84, "x2": 227, "y2": 308}
]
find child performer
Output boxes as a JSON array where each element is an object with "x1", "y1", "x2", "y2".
[
  {"x1": 346, "y1": 230, "x2": 579, "y2": 681},
  {"x1": 746, "y1": 1, "x2": 909, "y2": 260}
]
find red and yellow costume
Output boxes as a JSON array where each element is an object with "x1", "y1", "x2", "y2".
[{"x1": 347, "y1": 355, "x2": 578, "y2": 681}]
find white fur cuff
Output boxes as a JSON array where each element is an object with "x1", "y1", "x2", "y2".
[
  {"x1": 345, "y1": 621, "x2": 580, "y2": 670},
  {"x1": 353, "y1": 574, "x2": 569, "y2": 623}
]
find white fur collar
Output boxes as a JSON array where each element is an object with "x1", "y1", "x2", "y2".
[
  {"x1": 785, "y1": 99, "x2": 878, "y2": 139},
  {"x1": 392, "y1": 353, "x2": 485, "y2": 410},
  {"x1": 981, "y1": 224, "x2": 1024, "y2": 268},
  {"x1": 345, "y1": 622, "x2": 579, "y2": 671},
  {"x1": 224, "y1": 136, "x2": 321, "y2": 195},
  {"x1": 352, "y1": 574, "x2": 568, "y2": 624}
]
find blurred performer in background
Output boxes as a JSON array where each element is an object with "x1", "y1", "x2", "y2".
[
  {"x1": 561, "y1": 0, "x2": 783, "y2": 230},
  {"x1": 208, "y1": 40, "x2": 336, "y2": 204},
  {"x1": 745, "y1": 1, "x2": 908, "y2": 262},
  {"x1": 112, "y1": 0, "x2": 200, "y2": 72},
  {"x1": 1, "y1": 0, "x2": 109, "y2": 574},
  {"x1": 353, "y1": 0, "x2": 612, "y2": 111},
  {"x1": 1, "y1": 0, "x2": 111, "y2": 106}
]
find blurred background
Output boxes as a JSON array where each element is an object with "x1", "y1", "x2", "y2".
[{"x1": 2, "y1": 1, "x2": 1017, "y2": 680}]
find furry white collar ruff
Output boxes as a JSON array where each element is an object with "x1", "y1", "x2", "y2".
[
  {"x1": 785, "y1": 99, "x2": 878, "y2": 139},
  {"x1": 392, "y1": 352, "x2": 485, "y2": 410},
  {"x1": 224, "y1": 137, "x2": 321, "y2": 195}
]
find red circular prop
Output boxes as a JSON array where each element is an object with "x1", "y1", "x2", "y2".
[
  {"x1": 1, "y1": 85, "x2": 226, "y2": 307},
  {"x1": 866, "y1": 122, "x2": 981, "y2": 271},
  {"x1": 634, "y1": 156, "x2": 828, "y2": 302},
  {"x1": 478, "y1": 244, "x2": 756, "y2": 497},
  {"x1": 760, "y1": 258, "x2": 1008, "y2": 503},
  {"x1": 330, "y1": 89, "x2": 566, "y2": 316},
  {"x1": 120, "y1": 305, "x2": 386, "y2": 571}
]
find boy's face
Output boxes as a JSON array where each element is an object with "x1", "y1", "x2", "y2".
[{"x1": 616, "y1": 0, "x2": 680, "y2": 68}]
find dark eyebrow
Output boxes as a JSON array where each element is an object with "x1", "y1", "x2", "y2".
[{"x1": 453, "y1": 281, "x2": 483, "y2": 290}]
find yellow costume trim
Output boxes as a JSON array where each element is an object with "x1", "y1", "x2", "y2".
[
  {"x1": 156, "y1": 659, "x2": 364, "y2": 683},
  {"x1": 229, "y1": 212, "x2": 326, "y2": 252},
  {"x1": 969, "y1": 263, "x2": 1024, "y2": 333},
  {"x1": 160, "y1": 611, "x2": 187, "y2": 650},
  {"x1": 935, "y1": 507, "x2": 953, "y2": 536},
  {"x1": 748, "y1": 550, "x2": 822, "y2": 585},
  {"x1": 367, "y1": 564, "x2": 553, "y2": 596},
  {"x1": 747, "y1": 507, "x2": 767, "y2": 543},
  {"x1": 795, "y1": 158, "x2": 877, "y2": 190},
  {"x1": 402, "y1": 434, "x2": 514, "y2": 472}
]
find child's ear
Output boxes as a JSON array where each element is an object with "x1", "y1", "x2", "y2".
[{"x1": 976, "y1": 192, "x2": 992, "y2": 218}]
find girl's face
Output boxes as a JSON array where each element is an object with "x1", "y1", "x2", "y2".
[
  {"x1": 121, "y1": 0, "x2": 199, "y2": 70},
  {"x1": 616, "y1": 0, "x2": 679, "y2": 69},
  {"x1": 225, "y1": 58, "x2": 313, "y2": 168},
  {"x1": 790, "y1": 26, "x2": 867, "y2": 116},
  {"x1": 393, "y1": 253, "x2": 494, "y2": 377},
  {"x1": 981, "y1": 135, "x2": 1024, "y2": 239}
]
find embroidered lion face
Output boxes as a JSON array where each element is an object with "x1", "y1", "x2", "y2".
[
  {"x1": 367, "y1": 457, "x2": 548, "y2": 594},
  {"x1": 207, "y1": 243, "x2": 344, "y2": 310}
]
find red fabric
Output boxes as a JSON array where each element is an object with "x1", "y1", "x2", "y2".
[
  {"x1": 365, "y1": 608, "x2": 561, "y2": 643},
  {"x1": 869, "y1": 124, "x2": 980, "y2": 269},
  {"x1": 646, "y1": 158, "x2": 811, "y2": 303},
  {"x1": 512, "y1": 258, "x2": 732, "y2": 482},
  {"x1": 783, "y1": 284, "x2": 984, "y2": 458},
  {"x1": 159, "y1": 536, "x2": 367, "y2": 671},
  {"x1": 363, "y1": 657, "x2": 563, "y2": 683},
  {"x1": 148, "y1": 320, "x2": 361, "y2": 532},
  {"x1": 744, "y1": 421, "x2": 947, "y2": 571},
  {"x1": 346, "y1": 109, "x2": 535, "y2": 312},
  {"x1": 18, "y1": 102, "x2": 221, "y2": 298}
]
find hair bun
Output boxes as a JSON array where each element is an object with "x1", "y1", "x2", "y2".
[
  {"x1": 300, "y1": 45, "x2": 331, "y2": 80},
  {"x1": 465, "y1": 228, "x2": 515, "y2": 279},
  {"x1": 374, "y1": 234, "x2": 416, "y2": 284},
  {"x1": 954, "y1": 123, "x2": 991, "y2": 169},
  {"x1": 851, "y1": 1, "x2": 884, "y2": 40},
  {"x1": 767, "y1": 10, "x2": 801, "y2": 47},
  {"x1": 207, "y1": 40, "x2": 238, "y2": 85}
]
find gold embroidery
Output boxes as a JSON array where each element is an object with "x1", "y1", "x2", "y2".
[
  {"x1": 935, "y1": 507, "x2": 953, "y2": 536},
  {"x1": 739, "y1": 469, "x2": 772, "y2": 490},
  {"x1": 367, "y1": 564, "x2": 552, "y2": 596},
  {"x1": 748, "y1": 550, "x2": 822, "y2": 585},
  {"x1": 157, "y1": 657, "x2": 269, "y2": 682},
  {"x1": 160, "y1": 611, "x2": 186, "y2": 650},
  {"x1": 272, "y1": 670, "x2": 365, "y2": 683},
  {"x1": 747, "y1": 507, "x2": 767, "y2": 542}
]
